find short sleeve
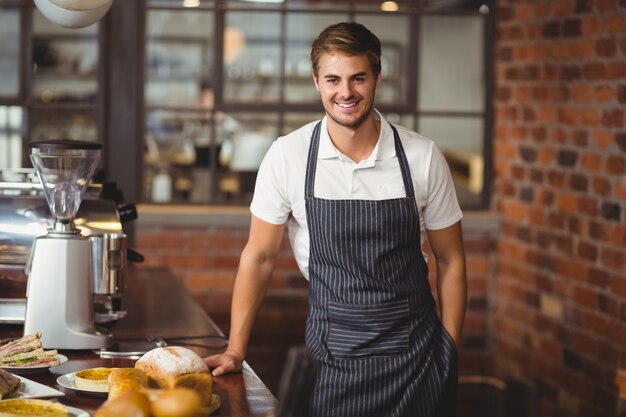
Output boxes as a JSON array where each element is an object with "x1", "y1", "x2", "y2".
[
  {"x1": 250, "y1": 141, "x2": 291, "y2": 225},
  {"x1": 423, "y1": 144, "x2": 463, "y2": 230}
]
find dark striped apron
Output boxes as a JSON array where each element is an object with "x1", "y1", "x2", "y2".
[{"x1": 304, "y1": 122, "x2": 458, "y2": 417}]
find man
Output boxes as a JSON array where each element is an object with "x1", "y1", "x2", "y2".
[{"x1": 205, "y1": 22, "x2": 467, "y2": 417}]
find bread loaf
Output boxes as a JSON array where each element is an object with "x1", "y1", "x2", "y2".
[
  {"x1": 135, "y1": 347, "x2": 213, "y2": 406},
  {"x1": 107, "y1": 368, "x2": 148, "y2": 401},
  {"x1": 94, "y1": 391, "x2": 150, "y2": 417}
]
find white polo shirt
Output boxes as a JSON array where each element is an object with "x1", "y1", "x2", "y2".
[{"x1": 250, "y1": 111, "x2": 463, "y2": 279}]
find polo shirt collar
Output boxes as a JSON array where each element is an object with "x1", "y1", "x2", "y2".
[{"x1": 317, "y1": 109, "x2": 396, "y2": 161}]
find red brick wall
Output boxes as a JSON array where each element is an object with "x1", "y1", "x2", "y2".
[
  {"x1": 494, "y1": 1, "x2": 626, "y2": 416},
  {"x1": 135, "y1": 212, "x2": 498, "y2": 395}
]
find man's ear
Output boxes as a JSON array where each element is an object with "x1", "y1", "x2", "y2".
[{"x1": 312, "y1": 74, "x2": 320, "y2": 92}]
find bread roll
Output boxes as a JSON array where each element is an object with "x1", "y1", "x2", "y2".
[
  {"x1": 149, "y1": 388, "x2": 202, "y2": 417},
  {"x1": 135, "y1": 347, "x2": 213, "y2": 406},
  {"x1": 107, "y1": 368, "x2": 148, "y2": 401},
  {"x1": 94, "y1": 391, "x2": 150, "y2": 417}
]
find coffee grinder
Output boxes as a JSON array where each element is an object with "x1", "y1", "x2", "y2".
[{"x1": 24, "y1": 140, "x2": 111, "y2": 349}]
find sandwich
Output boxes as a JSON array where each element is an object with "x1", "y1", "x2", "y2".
[
  {"x1": 0, "y1": 368, "x2": 20, "y2": 400},
  {"x1": 0, "y1": 333, "x2": 60, "y2": 368}
]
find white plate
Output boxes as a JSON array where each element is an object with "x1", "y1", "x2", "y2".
[
  {"x1": 67, "y1": 406, "x2": 89, "y2": 417},
  {"x1": 56, "y1": 372, "x2": 108, "y2": 397},
  {"x1": 0, "y1": 354, "x2": 68, "y2": 375},
  {"x1": 5, "y1": 375, "x2": 65, "y2": 399}
]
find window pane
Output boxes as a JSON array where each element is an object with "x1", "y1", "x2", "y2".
[
  {"x1": 356, "y1": 13, "x2": 410, "y2": 105},
  {"x1": 30, "y1": 109, "x2": 98, "y2": 143},
  {"x1": 418, "y1": 115, "x2": 484, "y2": 206},
  {"x1": 146, "y1": 10, "x2": 214, "y2": 108},
  {"x1": 285, "y1": 13, "x2": 349, "y2": 103},
  {"x1": 32, "y1": 11, "x2": 99, "y2": 104},
  {"x1": 224, "y1": 12, "x2": 281, "y2": 103},
  {"x1": 0, "y1": 8, "x2": 20, "y2": 97},
  {"x1": 218, "y1": 112, "x2": 278, "y2": 201},
  {"x1": 419, "y1": 15, "x2": 484, "y2": 112},
  {"x1": 0, "y1": 106, "x2": 23, "y2": 169}
]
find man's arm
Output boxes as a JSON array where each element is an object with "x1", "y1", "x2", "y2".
[
  {"x1": 204, "y1": 214, "x2": 286, "y2": 376},
  {"x1": 426, "y1": 220, "x2": 467, "y2": 347}
]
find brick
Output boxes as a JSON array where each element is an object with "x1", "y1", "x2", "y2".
[
  {"x1": 578, "y1": 196, "x2": 599, "y2": 216},
  {"x1": 581, "y1": 15, "x2": 604, "y2": 36},
  {"x1": 606, "y1": 155, "x2": 626, "y2": 174},
  {"x1": 592, "y1": 176, "x2": 611, "y2": 196},
  {"x1": 573, "y1": 285, "x2": 598, "y2": 309},
  {"x1": 615, "y1": 371, "x2": 626, "y2": 398},
  {"x1": 593, "y1": 131, "x2": 614, "y2": 149},
  {"x1": 161, "y1": 253, "x2": 210, "y2": 269},
  {"x1": 607, "y1": 62, "x2": 626, "y2": 79},
  {"x1": 583, "y1": 62, "x2": 607, "y2": 80},
  {"x1": 563, "y1": 18, "x2": 582, "y2": 37},
  {"x1": 557, "y1": 150, "x2": 578, "y2": 167},
  {"x1": 571, "y1": 84, "x2": 591, "y2": 102},
  {"x1": 582, "y1": 108, "x2": 601, "y2": 125},
  {"x1": 616, "y1": 132, "x2": 626, "y2": 151},
  {"x1": 577, "y1": 240, "x2": 598, "y2": 261},
  {"x1": 558, "y1": 107, "x2": 578, "y2": 124},
  {"x1": 596, "y1": 38, "x2": 618, "y2": 57},
  {"x1": 594, "y1": 86, "x2": 615, "y2": 102},
  {"x1": 607, "y1": 15, "x2": 626, "y2": 34},
  {"x1": 601, "y1": 247, "x2": 625, "y2": 270},
  {"x1": 619, "y1": 85, "x2": 626, "y2": 103},
  {"x1": 186, "y1": 271, "x2": 234, "y2": 291},
  {"x1": 600, "y1": 201, "x2": 621, "y2": 221},
  {"x1": 541, "y1": 293, "x2": 564, "y2": 319},
  {"x1": 581, "y1": 152, "x2": 602, "y2": 171},
  {"x1": 601, "y1": 109, "x2": 624, "y2": 128}
]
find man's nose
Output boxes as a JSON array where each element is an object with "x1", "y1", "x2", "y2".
[{"x1": 338, "y1": 81, "x2": 354, "y2": 98}]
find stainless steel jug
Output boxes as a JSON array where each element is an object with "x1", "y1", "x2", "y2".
[{"x1": 90, "y1": 233, "x2": 127, "y2": 295}]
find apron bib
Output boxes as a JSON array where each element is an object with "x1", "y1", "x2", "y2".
[{"x1": 304, "y1": 122, "x2": 457, "y2": 417}]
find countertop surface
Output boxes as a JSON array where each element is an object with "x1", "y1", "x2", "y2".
[{"x1": 0, "y1": 267, "x2": 277, "y2": 417}]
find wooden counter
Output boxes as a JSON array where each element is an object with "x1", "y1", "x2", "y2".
[{"x1": 0, "y1": 267, "x2": 277, "y2": 417}]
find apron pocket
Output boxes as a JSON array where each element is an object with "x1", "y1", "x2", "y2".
[{"x1": 327, "y1": 299, "x2": 410, "y2": 360}]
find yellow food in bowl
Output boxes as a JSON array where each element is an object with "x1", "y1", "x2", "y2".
[
  {"x1": 74, "y1": 367, "x2": 113, "y2": 392},
  {"x1": 0, "y1": 398, "x2": 68, "y2": 416}
]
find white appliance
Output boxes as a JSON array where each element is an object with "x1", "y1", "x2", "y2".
[{"x1": 24, "y1": 140, "x2": 111, "y2": 349}]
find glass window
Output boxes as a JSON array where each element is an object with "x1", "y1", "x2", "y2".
[
  {"x1": 30, "y1": 109, "x2": 98, "y2": 143},
  {"x1": 142, "y1": 2, "x2": 492, "y2": 208},
  {"x1": 418, "y1": 115, "x2": 484, "y2": 206},
  {"x1": 146, "y1": 10, "x2": 214, "y2": 108},
  {"x1": 356, "y1": 13, "x2": 410, "y2": 106},
  {"x1": 285, "y1": 13, "x2": 349, "y2": 103},
  {"x1": 419, "y1": 15, "x2": 485, "y2": 112},
  {"x1": 32, "y1": 10, "x2": 100, "y2": 105},
  {"x1": 0, "y1": 8, "x2": 20, "y2": 98},
  {"x1": 0, "y1": 106, "x2": 23, "y2": 169},
  {"x1": 224, "y1": 12, "x2": 281, "y2": 103}
]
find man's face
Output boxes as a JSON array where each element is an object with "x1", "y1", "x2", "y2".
[{"x1": 313, "y1": 52, "x2": 381, "y2": 130}]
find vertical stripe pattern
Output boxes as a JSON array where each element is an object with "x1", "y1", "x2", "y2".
[{"x1": 304, "y1": 122, "x2": 458, "y2": 417}]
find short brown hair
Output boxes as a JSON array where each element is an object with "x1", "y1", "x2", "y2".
[{"x1": 310, "y1": 22, "x2": 382, "y2": 79}]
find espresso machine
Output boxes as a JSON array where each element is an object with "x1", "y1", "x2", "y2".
[{"x1": 23, "y1": 140, "x2": 111, "y2": 349}]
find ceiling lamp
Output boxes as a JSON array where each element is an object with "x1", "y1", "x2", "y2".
[
  {"x1": 34, "y1": 0, "x2": 113, "y2": 28},
  {"x1": 380, "y1": 1, "x2": 399, "y2": 11}
]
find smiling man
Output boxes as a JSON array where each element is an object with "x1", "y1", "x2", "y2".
[{"x1": 205, "y1": 22, "x2": 467, "y2": 417}]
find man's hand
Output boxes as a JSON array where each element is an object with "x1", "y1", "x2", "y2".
[{"x1": 204, "y1": 349, "x2": 244, "y2": 377}]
